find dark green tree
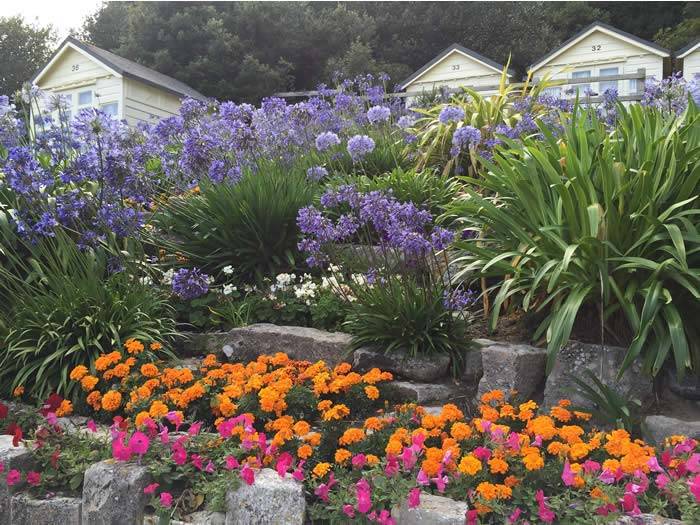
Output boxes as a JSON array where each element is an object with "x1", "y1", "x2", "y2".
[{"x1": 0, "y1": 16, "x2": 56, "y2": 95}]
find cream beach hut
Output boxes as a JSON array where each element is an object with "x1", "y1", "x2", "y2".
[{"x1": 31, "y1": 36, "x2": 206, "y2": 126}]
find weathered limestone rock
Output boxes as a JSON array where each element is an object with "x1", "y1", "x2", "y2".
[
  {"x1": 0, "y1": 435, "x2": 35, "y2": 525},
  {"x1": 543, "y1": 341, "x2": 654, "y2": 411},
  {"x1": 187, "y1": 511, "x2": 226, "y2": 525},
  {"x1": 392, "y1": 493, "x2": 469, "y2": 525},
  {"x1": 476, "y1": 339, "x2": 547, "y2": 401},
  {"x1": 613, "y1": 514, "x2": 684, "y2": 524},
  {"x1": 642, "y1": 415, "x2": 700, "y2": 445},
  {"x1": 225, "y1": 468, "x2": 305, "y2": 525},
  {"x1": 353, "y1": 347, "x2": 451, "y2": 382},
  {"x1": 82, "y1": 460, "x2": 151, "y2": 525},
  {"x1": 383, "y1": 381, "x2": 467, "y2": 405},
  {"x1": 461, "y1": 347, "x2": 484, "y2": 393},
  {"x1": 10, "y1": 494, "x2": 82, "y2": 525},
  {"x1": 216, "y1": 324, "x2": 352, "y2": 366}
]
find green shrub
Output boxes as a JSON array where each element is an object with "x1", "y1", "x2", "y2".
[
  {"x1": 0, "y1": 232, "x2": 176, "y2": 400},
  {"x1": 150, "y1": 160, "x2": 316, "y2": 282},
  {"x1": 344, "y1": 276, "x2": 470, "y2": 373},
  {"x1": 449, "y1": 102, "x2": 700, "y2": 378},
  {"x1": 328, "y1": 167, "x2": 461, "y2": 220}
]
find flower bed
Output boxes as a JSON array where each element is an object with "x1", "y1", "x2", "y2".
[{"x1": 1, "y1": 345, "x2": 699, "y2": 524}]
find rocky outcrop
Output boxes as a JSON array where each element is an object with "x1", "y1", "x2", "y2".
[
  {"x1": 476, "y1": 339, "x2": 547, "y2": 401},
  {"x1": 81, "y1": 461, "x2": 151, "y2": 525},
  {"x1": 353, "y1": 347, "x2": 451, "y2": 382}
]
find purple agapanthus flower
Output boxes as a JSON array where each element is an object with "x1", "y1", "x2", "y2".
[
  {"x1": 171, "y1": 268, "x2": 210, "y2": 300},
  {"x1": 443, "y1": 288, "x2": 477, "y2": 311},
  {"x1": 306, "y1": 166, "x2": 329, "y2": 181},
  {"x1": 366, "y1": 105, "x2": 391, "y2": 124},
  {"x1": 451, "y1": 125, "x2": 481, "y2": 155},
  {"x1": 347, "y1": 135, "x2": 375, "y2": 162},
  {"x1": 438, "y1": 106, "x2": 465, "y2": 124},
  {"x1": 315, "y1": 131, "x2": 341, "y2": 151}
]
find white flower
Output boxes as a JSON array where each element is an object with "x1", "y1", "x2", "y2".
[
  {"x1": 222, "y1": 265, "x2": 234, "y2": 275},
  {"x1": 223, "y1": 284, "x2": 237, "y2": 296},
  {"x1": 160, "y1": 268, "x2": 175, "y2": 285},
  {"x1": 328, "y1": 264, "x2": 341, "y2": 273},
  {"x1": 139, "y1": 276, "x2": 153, "y2": 286}
]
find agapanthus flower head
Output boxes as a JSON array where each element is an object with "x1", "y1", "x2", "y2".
[
  {"x1": 171, "y1": 267, "x2": 210, "y2": 300},
  {"x1": 451, "y1": 125, "x2": 481, "y2": 154},
  {"x1": 397, "y1": 115, "x2": 415, "y2": 129},
  {"x1": 306, "y1": 166, "x2": 329, "y2": 182},
  {"x1": 438, "y1": 105, "x2": 465, "y2": 124},
  {"x1": 347, "y1": 135, "x2": 375, "y2": 162},
  {"x1": 315, "y1": 131, "x2": 341, "y2": 151},
  {"x1": 366, "y1": 105, "x2": 391, "y2": 124}
]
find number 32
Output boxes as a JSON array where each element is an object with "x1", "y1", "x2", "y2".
[{"x1": 591, "y1": 45, "x2": 602, "y2": 51}]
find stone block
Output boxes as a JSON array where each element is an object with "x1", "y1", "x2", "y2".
[
  {"x1": 382, "y1": 381, "x2": 467, "y2": 405},
  {"x1": 216, "y1": 324, "x2": 352, "y2": 366},
  {"x1": 353, "y1": 347, "x2": 450, "y2": 382},
  {"x1": 82, "y1": 460, "x2": 151, "y2": 525},
  {"x1": 0, "y1": 435, "x2": 34, "y2": 525},
  {"x1": 225, "y1": 468, "x2": 305, "y2": 525},
  {"x1": 392, "y1": 493, "x2": 468, "y2": 525},
  {"x1": 642, "y1": 415, "x2": 700, "y2": 445},
  {"x1": 475, "y1": 339, "x2": 546, "y2": 401},
  {"x1": 10, "y1": 494, "x2": 81, "y2": 525}
]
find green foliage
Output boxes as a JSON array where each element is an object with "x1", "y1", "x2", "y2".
[
  {"x1": 314, "y1": 134, "x2": 409, "y2": 180},
  {"x1": 0, "y1": 15, "x2": 55, "y2": 95},
  {"x1": 449, "y1": 102, "x2": 700, "y2": 379},
  {"x1": 329, "y1": 167, "x2": 461, "y2": 221},
  {"x1": 0, "y1": 232, "x2": 176, "y2": 400},
  {"x1": 569, "y1": 370, "x2": 642, "y2": 435},
  {"x1": 151, "y1": 161, "x2": 316, "y2": 282},
  {"x1": 344, "y1": 276, "x2": 470, "y2": 373}
]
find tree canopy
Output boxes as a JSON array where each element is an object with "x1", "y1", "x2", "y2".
[{"x1": 0, "y1": 16, "x2": 55, "y2": 95}]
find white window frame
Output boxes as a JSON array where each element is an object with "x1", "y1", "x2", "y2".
[
  {"x1": 599, "y1": 66, "x2": 619, "y2": 95},
  {"x1": 571, "y1": 70, "x2": 592, "y2": 96},
  {"x1": 100, "y1": 102, "x2": 119, "y2": 116},
  {"x1": 77, "y1": 90, "x2": 93, "y2": 107}
]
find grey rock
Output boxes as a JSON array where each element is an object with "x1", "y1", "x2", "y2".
[
  {"x1": 175, "y1": 331, "x2": 232, "y2": 358},
  {"x1": 461, "y1": 347, "x2": 484, "y2": 392},
  {"x1": 10, "y1": 494, "x2": 81, "y2": 525},
  {"x1": 82, "y1": 460, "x2": 151, "y2": 525},
  {"x1": 353, "y1": 347, "x2": 450, "y2": 382},
  {"x1": 0, "y1": 435, "x2": 34, "y2": 525},
  {"x1": 392, "y1": 493, "x2": 469, "y2": 525},
  {"x1": 217, "y1": 324, "x2": 352, "y2": 365},
  {"x1": 476, "y1": 339, "x2": 546, "y2": 401},
  {"x1": 186, "y1": 511, "x2": 226, "y2": 525},
  {"x1": 382, "y1": 381, "x2": 467, "y2": 405},
  {"x1": 613, "y1": 514, "x2": 684, "y2": 524},
  {"x1": 543, "y1": 341, "x2": 654, "y2": 411},
  {"x1": 642, "y1": 415, "x2": 700, "y2": 445},
  {"x1": 666, "y1": 369, "x2": 700, "y2": 400},
  {"x1": 225, "y1": 468, "x2": 305, "y2": 525}
]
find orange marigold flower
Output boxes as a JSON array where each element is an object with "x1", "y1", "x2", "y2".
[
  {"x1": 55, "y1": 399, "x2": 73, "y2": 417},
  {"x1": 335, "y1": 448, "x2": 352, "y2": 464},
  {"x1": 293, "y1": 420, "x2": 311, "y2": 437},
  {"x1": 149, "y1": 400, "x2": 169, "y2": 419},
  {"x1": 547, "y1": 441, "x2": 569, "y2": 456},
  {"x1": 150, "y1": 342, "x2": 163, "y2": 351},
  {"x1": 590, "y1": 487, "x2": 608, "y2": 501},
  {"x1": 550, "y1": 406, "x2": 572, "y2": 422},
  {"x1": 322, "y1": 404, "x2": 350, "y2": 421},
  {"x1": 364, "y1": 385, "x2": 379, "y2": 400},
  {"x1": 81, "y1": 375, "x2": 99, "y2": 392},
  {"x1": 140, "y1": 363, "x2": 159, "y2": 378},
  {"x1": 573, "y1": 410, "x2": 592, "y2": 421},
  {"x1": 86, "y1": 390, "x2": 101, "y2": 409},
  {"x1": 386, "y1": 439, "x2": 403, "y2": 456},
  {"x1": 297, "y1": 444, "x2": 313, "y2": 459},
  {"x1": 339, "y1": 428, "x2": 365, "y2": 446},
  {"x1": 13, "y1": 385, "x2": 25, "y2": 397},
  {"x1": 495, "y1": 484, "x2": 513, "y2": 499},
  {"x1": 70, "y1": 365, "x2": 89, "y2": 381},
  {"x1": 458, "y1": 454, "x2": 482, "y2": 476},
  {"x1": 333, "y1": 362, "x2": 352, "y2": 375},
  {"x1": 476, "y1": 482, "x2": 498, "y2": 500},
  {"x1": 450, "y1": 422, "x2": 472, "y2": 441},
  {"x1": 312, "y1": 462, "x2": 331, "y2": 478},
  {"x1": 559, "y1": 425, "x2": 585, "y2": 445},
  {"x1": 489, "y1": 457, "x2": 509, "y2": 474},
  {"x1": 523, "y1": 452, "x2": 544, "y2": 471},
  {"x1": 317, "y1": 400, "x2": 332, "y2": 412},
  {"x1": 111, "y1": 363, "x2": 130, "y2": 379},
  {"x1": 569, "y1": 442, "x2": 590, "y2": 460},
  {"x1": 125, "y1": 338, "x2": 145, "y2": 354},
  {"x1": 135, "y1": 411, "x2": 151, "y2": 427},
  {"x1": 480, "y1": 390, "x2": 504, "y2": 404},
  {"x1": 503, "y1": 475, "x2": 520, "y2": 488},
  {"x1": 101, "y1": 390, "x2": 122, "y2": 412},
  {"x1": 305, "y1": 432, "x2": 322, "y2": 447},
  {"x1": 366, "y1": 454, "x2": 380, "y2": 466}
]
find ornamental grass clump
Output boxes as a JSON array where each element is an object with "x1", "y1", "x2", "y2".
[
  {"x1": 297, "y1": 185, "x2": 473, "y2": 369},
  {"x1": 449, "y1": 101, "x2": 700, "y2": 378}
]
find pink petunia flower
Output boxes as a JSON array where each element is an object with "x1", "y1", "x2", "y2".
[
  {"x1": 26, "y1": 471, "x2": 40, "y2": 486},
  {"x1": 159, "y1": 492, "x2": 173, "y2": 508},
  {"x1": 407, "y1": 488, "x2": 420, "y2": 509},
  {"x1": 240, "y1": 465, "x2": 255, "y2": 485},
  {"x1": 128, "y1": 431, "x2": 150, "y2": 456},
  {"x1": 6, "y1": 469, "x2": 21, "y2": 486},
  {"x1": 144, "y1": 483, "x2": 159, "y2": 495}
]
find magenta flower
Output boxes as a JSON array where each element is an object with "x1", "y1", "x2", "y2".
[
  {"x1": 191, "y1": 454, "x2": 203, "y2": 471},
  {"x1": 171, "y1": 442, "x2": 187, "y2": 466},
  {"x1": 128, "y1": 431, "x2": 150, "y2": 456},
  {"x1": 26, "y1": 471, "x2": 40, "y2": 486},
  {"x1": 224, "y1": 456, "x2": 239, "y2": 470},
  {"x1": 314, "y1": 473, "x2": 337, "y2": 502},
  {"x1": 351, "y1": 453, "x2": 367, "y2": 469},
  {"x1": 508, "y1": 507, "x2": 522, "y2": 523},
  {"x1": 356, "y1": 478, "x2": 372, "y2": 514},
  {"x1": 165, "y1": 411, "x2": 183, "y2": 430},
  {"x1": 416, "y1": 469, "x2": 429, "y2": 486},
  {"x1": 144, "y1": 483, "x2": 159, "y2": 495},
  {"x1": 535, "y1": 490, "x2": 555, "y2": 523},
  {"x1": 689, "y1": 474, "x2": 700, "y2": 502},
  {"x1": 622, "y1": 492, "x2": 640, "y2": 515},
  {"x1": 384, "y1": 455, "x2": 399, "y2": 477},
  {"x1": 46, "y1": 412, "x2": 58, "y2": 425},
  {"x1": 561, "y1": 460, "x2": 575, "y2": 487},
  {"x1": 466, "y1": 509, "x2": 479, "y2": 525},
  {"x1": 292, "y1": 461, "x2": 305, "y2": 482},
  {"x1": 111, "y1": 432, "x2": 132, "y2": 461},
  {"x1": 159, "y1": 492, "x2": 173, "y2": 508},
  {"x1": 407, "y1": 488, "x2": 420, "y2": 509},
  {"x1": 6, "y1": 469, "x2": 21, "y2": 486},
  {"x1": 687, "y1": 453, "x2": 700, "y2": 473},
  {"x1": 582, "y1": 459, "x2": 601, "y2": 474},
  {"x1": 473, "y1": 447, "x2": 491, "y2": 461},
  {"x1": 376, "y1": 509, "x2": 395, "y2": 525},
  {"x1": 276, "y1": 452, "x2": 293, "y2": 478},
  {"x1": 86, "y1": 420, "x2": 98, "y2": 433},
  {"x1": 401, "y1": 447, "x2": 417, "y2": 470},
  {"x1": 342, "y1": 504, "x2": 355, "y2": 518},
  {"x1": 240, "y1": 465, "x2": 255, "y2": 485},
  {"x1": 656, "y1": 473, "x2": 670, "y2": 490},
  {"x1": 187, "y1": 421, "x2": 202, "y2": 436}
]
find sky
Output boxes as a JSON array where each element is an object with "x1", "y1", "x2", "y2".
[{"x1": 3, "y1": 0, "x2": 103, "y2": 39}]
